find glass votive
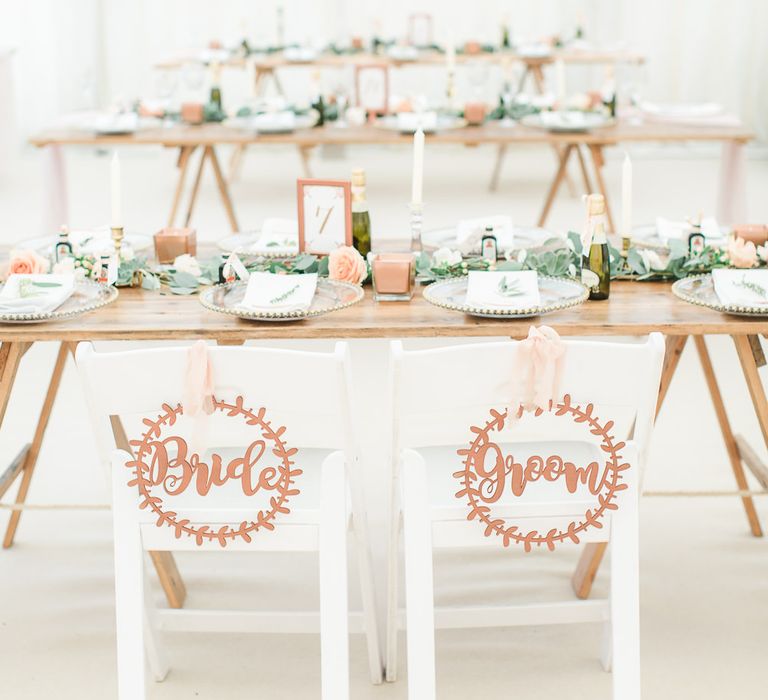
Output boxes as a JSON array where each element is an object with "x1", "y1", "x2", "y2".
[{"x1": 370, "y1": 253, "x2": 416, "y2": 302}]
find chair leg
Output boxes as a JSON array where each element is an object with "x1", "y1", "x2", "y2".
[
  {"x1": 385, "y1": 478, "x2": 401, "y2": 682},
  {"x1": 112, "y1": 471, "x2": 147, "y2": 700},
  {"x1": 319, "y1": 454, "x2": 350, "y2": 700},
  {"x1": 609, "y1": 452, "x2": 641, "y2": 700},
  {"x1": 348, "y1": 459, "x2": 384, "y2": 684},
  {"x1": 401, "y1": 451, "x2": 436, "y2": 700},
  {"x1": 143, "y1": 570, "x2": 169, "y2": 682}
]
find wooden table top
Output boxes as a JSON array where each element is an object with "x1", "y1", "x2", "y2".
[
  {"x1": 30, "y1": 120, "x2": 753, "y2": 149},
  {"x1": 1, "y1": 281, "x2": 765, "y2": 343},
  {"x1": 155, "y1": 48, "x2": 646, "y2": 71}
]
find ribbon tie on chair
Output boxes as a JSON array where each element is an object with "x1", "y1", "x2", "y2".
[
  {"x1": 182, "y1": 340, "x2": 215, "y2": 417},
  {"x1": 515, "y1": 325, "x2": 565, "y2": 414}
]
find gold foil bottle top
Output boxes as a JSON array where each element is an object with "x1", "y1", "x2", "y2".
[
  {"x1": 351, "y1": 168, "x2": 366, "y2": 187},
  {"x1": 585, "y1": 193, "x2": 606, "y2": 216}
]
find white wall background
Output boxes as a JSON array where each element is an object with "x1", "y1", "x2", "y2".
[{"x1": 1, "y1": 0, "x2": 767, "y2": 142}]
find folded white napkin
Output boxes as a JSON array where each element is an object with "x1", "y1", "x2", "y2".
[
  {"x1": 0, "y1": 274, "x2": 75, "y2": 314},
  {"x1": 250, "y1": 218, "x2": 299, "y2": 253},
  {"x1": 712, "y1": 269, "x2": 768, "y2": 307},
  {"x1": 283, "y1": 47, "x2": 317, "y2": 62},
  {"x1": 240, "y1": 272, "x2": 317, "y2": 313},
  {"x1": 387, "y1": 45, "x2": 419, "y2": 61},
  {"x1": 199, "y1": 48, "x2": 231, "y2": 64},
  {"x1": 655, "y1": 216, "x2": 721, "y2": 243},
  {"x1": 91, "y1": 112, "x2": 138, "y2": 134},
  {"x1": 397, "y1": 111, "x2": 437, "y2": 132},
  {"x1": 252, "y1": 110, "x2": 296, "y2": 132},
  {"x1": 465, "y1": 270, "x2": 540, "y2": 310},
  {"x1": 516, "y1": 43, "x2": 551, "y2": 58},
  {"x1": 539, "y1": 111, "x2": 591, "y2": 129}
]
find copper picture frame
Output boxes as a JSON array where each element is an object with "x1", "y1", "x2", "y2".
[
  {"x1": 296, "y1": 178, "x2": 352, "y2": 254},
  {"x1": 354, "y1": 63, "x2": 390, "y2": 115},
  {"x1": 407, "y1": 13, "x2": 433, "y2": 47}
]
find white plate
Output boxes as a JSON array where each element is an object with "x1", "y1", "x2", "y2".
[
  {"x1": 0, "y1": 279, "x2": 118, "y2": 324},
  {"x1": 521, "y1": 111, "x2": 614, "y2": 133},
  {"x1": 421, "y1": 225, "x2": 556, "y2": 255},
  {"x1": 632, "y1": 223, "x2": 729, "y2": 251},
  {"x1": 374, "y1": 115, "x2": 467, "y2": 134},
  {"x1": 16, "y1": 229, "x2": 153, "y2": 256},
  {"x1": 672, "y1": 274, "x2": 768, "y2": 317},
  {"x1": 217, "y1": 231, "x2": 299, "y2": 258}
]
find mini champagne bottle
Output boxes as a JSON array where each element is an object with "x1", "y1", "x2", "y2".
[
  {"x1": 581, "y1": 194, "x2": 610, "y2": 300},
  {"x1": 209, "y1": 62, "x2": 223, "y2": 111},
  {"x1": 351, "y1": 168, "x2": 371, "y2": 257},
  {"x1": 55, "y1": 225, "x2": 73, "y2": 262}
]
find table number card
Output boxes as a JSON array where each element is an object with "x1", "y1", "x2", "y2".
[
  {"x1": 355, "y1": 64, "x2": 389, "y2": 115},
  {"x1": 297, "y1": 179, "x2": 352, "y2": 255}
]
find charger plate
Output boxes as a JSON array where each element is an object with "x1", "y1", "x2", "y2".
[
  {"x1": 423, "y1": 275, "x2": 588, "y2": 318},
  {"x1": 199, "y1": 278, "x2": 363, "y2": 321},
  {"x1": 374, "y1": 115, "x2": 467, "y2": 134},
  {"x1": 0, "y1": 280, "x2": 118, "y2": 324},
  {"x1": 520, "y1": 111, "x2": 615, "y2": 133},
  {"x1": 421, "y1": 225, "x2": 555, "y2": 256},
  {"x1": 217, "y1": 231, "x2": 298, "y2": 259},
  {"x1": 672, "y1": 273, "x2": 768, "y2": 317}
]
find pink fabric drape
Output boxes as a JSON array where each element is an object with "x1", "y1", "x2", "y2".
[
  {"x1": 182, "y1": 340, "x2": 214, "y2": 416},
  {"x1": 515, "y1": 325, "x2": 565, "y2": 413}
]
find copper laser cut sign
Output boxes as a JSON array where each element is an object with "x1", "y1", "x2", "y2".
[
  {"x1": 127, "y1": 396, "x2": 301, "y2": 547},
  {"x1": 454, "y1": 395, "x2": 628, "y2": 551}
]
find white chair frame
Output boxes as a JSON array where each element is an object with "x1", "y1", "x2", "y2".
[
  {"x1": 76, "y1": 341, "x2": 383, "y2": 699},
  {"x1": 385, "y1": 334, "x2": 665, "y2": 699}
]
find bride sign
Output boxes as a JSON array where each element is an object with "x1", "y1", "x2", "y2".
[
  {"x1": 454, "y1": 395, "x2": 628, "y2": 551},
  {"x1": 126, "y1": 396, "x2": 302, "y2": 547}
]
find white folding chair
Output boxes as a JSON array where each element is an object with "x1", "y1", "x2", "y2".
[
  {"x1": 75, "y1": 341, "x2": 382, "y2": 699},
  {"x1": 385, "y1": 334, "x2": 665, "y2": 699}
]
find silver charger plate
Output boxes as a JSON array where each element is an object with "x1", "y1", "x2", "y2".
[
  {"x1": 672, "y1": 273, "x2": 768, "y2": 317},
  {"x1": 374, "y1": 115, "x2": 468, "y2": 134},
  {"x1": 199, "y1": 278, "x2": 364, "y2": 321},
  {"x1": 217, "y1": 231, "x2": 299, "y2": 259},
  {"x1": 421, "y1": 225, "x2": 556, "y2": 256},
  {"x1": 520, "y1": 111, "x2": 615, "y2": 133},
  {"x1": 16, "y1": 229, "x2": 153, "y2": 256},
  {"x1": 0, "y1": 279, "x2": 119, "y2": 324},
  {"x1": 423, "y1": 275, "x2": 588, "y2": 318}
]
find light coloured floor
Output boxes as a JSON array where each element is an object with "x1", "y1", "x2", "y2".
[{"x1": 1, "y1": 141, "x2": 768, "y2": 699}]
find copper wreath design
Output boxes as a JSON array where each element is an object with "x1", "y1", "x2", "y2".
[
  {"x1": 454, "y1": 394, "x2": 628, "y2": 552},
  {"x1": 127, "y1": 396, "x2": 302, "y2": 547}
]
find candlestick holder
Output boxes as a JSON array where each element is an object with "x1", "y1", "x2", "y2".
[
  {"x1": 111, "y1": 226, "x2": 125, "y2": 259},
  {"x1": 409, "y1": 202, "x2": 424, "y2": 253}
]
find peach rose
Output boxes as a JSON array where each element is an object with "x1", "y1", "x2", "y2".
[
  {"x1": 328, "y1": 246, "x2": 367, "y2": 285},
  {"x1": 8, "y1": 249, "x2": 50, "y2": 276},
  {"x1": 727, "y1": 236, "x2": 757, "y2": 269}
]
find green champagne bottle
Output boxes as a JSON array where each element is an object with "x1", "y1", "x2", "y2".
[
  {"x1": 209, "y1": 62, "x2": 223, "y2": 110},
  {"x1": 581, "y1": 193, "x2": 610, "y2": 300},
  {"x1": 351, "y1": 168, "x2": 371, "y2": 257},
  {"x1": 310, "y1": 71, "x2": 325, "y2": 127}
]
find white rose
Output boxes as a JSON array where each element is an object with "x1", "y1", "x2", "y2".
[
  {"x1": 637, "y1": 249, "x2": 664, "y2": 272},
  {"x1": 173, "y1": 253, "x2": 201, "y2": 278},
  {"x1": 432, "y1": 247, "x2": 463, "y2": 266},
  {"x1": 758, "y1": 244, "x2": 768, "y2": 264},
  {"x1": 581, "y1": 268, "x2": 600, "y2": 288},
  {"x1": 517, "y1": 249, "x2": 527, "y2": 264}
]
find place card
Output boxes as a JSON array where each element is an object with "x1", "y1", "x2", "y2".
[
  {"x1": 465, "y1": 270, "x2": 540, "y2": 310},
  {"x1": 0, "y1": 274, "x2": 75, "y2": 314},
  {"x1": 241, "y1": 272, "x2": 318, "y2": 313},
  {"x1": 712, "y1": 269, "x2": 768, "y2": 307},
  {"x1": 251, "y1": 218, "x2": 299, "y2": 253}
]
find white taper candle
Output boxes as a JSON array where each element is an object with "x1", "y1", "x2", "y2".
[
  {"x1": 110, "y1": 151, "x2": 122, "y2": 228},
  {"x1": 622, "y1": 152, "x2": 632, "y2": 237},
  {"x1": 411, "y1": 127, "x2": 425, "y2": 205}
]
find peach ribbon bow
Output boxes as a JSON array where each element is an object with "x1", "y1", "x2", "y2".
[
  {"x1": 516, "y1": 325, "x2": 565, "y2": 413},
  {"x1": 182, "y1": 340, "x2": 215, "y2": 417}
]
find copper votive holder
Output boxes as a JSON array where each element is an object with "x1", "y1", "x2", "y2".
[
  {"x1": 154, "y1": 227, "x2": 197, "y2": 263},
  {"x1": 464, "y1": 102, "x2": 487, "y2": 126},
  {"x1": 181, "y1": 102, "x2": 205, "y2": 125},
  {"x1": 370, "y1": 253, "x2": 416, "y2": 301}
]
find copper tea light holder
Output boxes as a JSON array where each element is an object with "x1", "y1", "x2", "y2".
[{"x1": 370, "y1": 252, "x2": 417, "y2": 302}]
